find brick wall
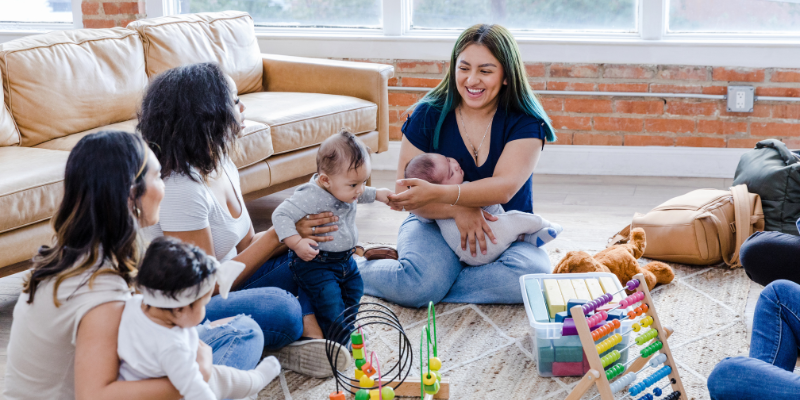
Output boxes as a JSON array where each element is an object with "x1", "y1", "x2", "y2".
[
  {"x1": 379, "y1": 60, "x2": 800, "y2": 148},
  {"x1": 81, "y1": 1, "x2": 145, "y2": 28}
]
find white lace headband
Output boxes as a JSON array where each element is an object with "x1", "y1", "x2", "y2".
[{"x1": 140, "y1": 260, "x2": 245, "y2": 308}]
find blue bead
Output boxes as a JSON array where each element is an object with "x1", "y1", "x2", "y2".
[{"x1": 654, "y1": 387, "x2": 662, "y2": 396}]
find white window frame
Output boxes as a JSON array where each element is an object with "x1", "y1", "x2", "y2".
[
  {"x1": 662, "y1": 0, "x2": 800, "y2": 40},
  {"x1": 0, "y1": 0, "x2": 83, "y2": 31}
]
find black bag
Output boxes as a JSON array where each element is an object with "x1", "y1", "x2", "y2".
[{"x1": 733, "y1": 139, "x2": 800, "y2": 235}]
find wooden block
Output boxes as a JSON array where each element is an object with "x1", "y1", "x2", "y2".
[
  {"x1": 571, "y1": 279, "x2": 593, "y2": 300},
  {"x1": 393, "y1": 377, "x2": 449, "y2": 398},
  {"x1": 557, "y1": 279, "x2": 578, "y2": 304},
  {"x1": 585, "y1": 278, "x2": 604, "y2": 299},
  {"x1": 599, "y1": 277, "x2": 623, "y2": 304},
  {"x1": 524, "y1": 279, "x2": 551, "y2": 323},
  {"x1": 543, "y1": 279, "x2": 565, "y2": 319}
]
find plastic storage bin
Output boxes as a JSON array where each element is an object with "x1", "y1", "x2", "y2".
[{"x1": 520, "y1": 272, "x2": 633, "y2": 377}]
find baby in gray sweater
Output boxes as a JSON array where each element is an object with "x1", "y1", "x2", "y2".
[
  {"x1": 272, "y1": 131, "x2": 392, "y2": 343},
  {"x1": 404, "y1": 153, "x2": 562, "y2": 266}
]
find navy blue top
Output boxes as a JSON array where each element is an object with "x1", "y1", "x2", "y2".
[{"x1": 402, "y1": 103, "x2": 547, "y2": 213}]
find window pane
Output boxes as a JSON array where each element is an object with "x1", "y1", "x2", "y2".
[
  {"x1": 411, "y1": 0, "x2": 637, "y2": 32},
  {"x1": 0, "y1": 0, "x2": 72, "y2": 23},
  {"x1": 178, "y1": 0, "x2": 382, "y2": 28},
  {"x1": 669, "y1": 0, "x2": 800, "y2": 33}
]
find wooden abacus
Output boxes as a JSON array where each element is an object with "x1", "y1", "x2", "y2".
[{"x1": 565, "y1": 273, "x2": 686, "y2": 400}]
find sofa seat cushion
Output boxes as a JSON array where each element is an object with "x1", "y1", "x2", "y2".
[
  {"x1": 0, "y1": 147, "x2": 68, "y2": 234},
  {"x1": 0, "y1": 28, "x2": 147, "y2": 147},
  {"x1": 238, "y1": 92, "x2": 377, "y2": 155},
  {"x1": 34, "y1": 119, "x2": 139, "y2": 151},
  {"x1": 35, "y1": 118, "x2": 273, "y2": 170}
]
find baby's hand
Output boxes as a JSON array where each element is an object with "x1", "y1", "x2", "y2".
[
  {"x1": 375, "y1": 188, "x2": 394, "y2": 204},
  {"x1": 286, "y1": 236, "x2": 319, "y2": 261}
]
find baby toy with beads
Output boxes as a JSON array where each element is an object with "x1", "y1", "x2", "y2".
[{"x1": 564, "y1": 273, "x2": 686, "y2": 400}]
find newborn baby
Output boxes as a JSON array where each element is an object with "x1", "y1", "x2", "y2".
[{"x1": 404, "y1": 153, "x2": 562, "y2": 266}]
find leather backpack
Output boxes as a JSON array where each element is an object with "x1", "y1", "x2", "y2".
[{"x1": 608, "y1": 184, "x2": 764, "y2": 268}]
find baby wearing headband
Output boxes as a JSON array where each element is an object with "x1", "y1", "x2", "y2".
[
  {"x1": 117, "y1": 237, "x2": 280, "y2": 400},
  {"x1": 404, "y1": 153, "x2": 562, "y2": 266}
]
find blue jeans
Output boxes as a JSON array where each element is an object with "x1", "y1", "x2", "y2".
[
  {"x1": 740, "y1": 231, "x2": 800, "y2": 286},
  {"x1": 197, "y1": 314, "x2": 264, "y2": 370},
  {"x1": 707, "y1": 280, "x2": 800, "y2": 399},
  {"x1": 359, "y1": 214, "x2": 552, "y2": 308},
  {"x1": 205, "y1": 252, "x2": 305, "y2": 350},
  {"x1": 289, "y1": 250, "x2": 364, "y2": 345}
]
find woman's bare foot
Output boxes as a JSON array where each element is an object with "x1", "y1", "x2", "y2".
[{"x1": 302, "y1": 314, "x2": 324, "y2": 339}]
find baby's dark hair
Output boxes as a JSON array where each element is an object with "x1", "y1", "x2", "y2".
[
  {"x1": 317, "y1": 130, "x2": 371, "y2": 175},
  {"x1": 136, "y1": 236, "x2": 217, "y2": 307},
  {"x1": 404, "y1": 153, "x2": 443, "y2": 184}
]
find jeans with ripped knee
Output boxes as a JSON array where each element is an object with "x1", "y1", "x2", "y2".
[{"x1": 196, "y1": 315, "x2": 264, "y2": 370}]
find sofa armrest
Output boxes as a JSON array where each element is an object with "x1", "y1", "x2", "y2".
[{"x1": 261, "y1": 54, "x2": 394, "y2": 153}]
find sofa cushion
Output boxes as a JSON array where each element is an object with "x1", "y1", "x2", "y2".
[
  {"x1": 127, "y1": 11, "x2": 262, "y2": 95},
  {"x1": 34, "y1": 119, "x2": 139, "y2": 151},
  {"x1": 0, "y1": 28, "x2": 147, "y2": 147},
  {"x1": 233, "y1": 120, "x2": 273, "y2": 169},
  {"x1": 0, "y1": 147, "x2": 68, "y2": 234},
  {"x1": 0, "y1": 67, "x2": 19, "y2": 147},
  {"x1": 238, "y1": 92, "x2": 377, "y2": 155}
]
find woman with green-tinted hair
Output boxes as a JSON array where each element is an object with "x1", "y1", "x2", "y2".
[{"x1": 360, "y1": 24, "x2": 556, "y2": 307}]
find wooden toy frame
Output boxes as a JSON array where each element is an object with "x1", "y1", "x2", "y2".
[{"x1": 565, "y1": 273, "x2": 686, "y2": 400}]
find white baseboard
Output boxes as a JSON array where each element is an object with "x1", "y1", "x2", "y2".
[{"x1": 372, "y1": 142, "x2": 750, "y2": 178}]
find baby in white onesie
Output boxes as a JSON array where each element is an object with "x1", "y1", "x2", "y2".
[
  {"x1": 404, "y1": 153, "x2": 562, "y2": 266},
  {"x1": 118, "y1": 237, "x2": 280, "y2": 400}
]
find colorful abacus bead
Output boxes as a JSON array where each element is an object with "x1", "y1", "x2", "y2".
[
  {"x1": 626, "y1": 279, "x2": 641, "y2": 291},
  {"x1": 649, "y1": 353, "x2": 668, "y2": 368},
  {"x1": 605, "y1": 364, "x2": 625, "y2": 380},
  {"x1": 653, "y1": 387, "x2": 662, "y2": 396},
  {"x1": 664, "y1": 391, "x2": 682, "y2": 400},
  {"x1": 359, "y1": 374, "x2": 375, "y2": 388},
  {"x1": 637, "y1": 394, "x2": 654, "y2": 400},
  {"x1": 635, "y1": 328, "x2": 659, "y2": 345},
  {"x1": 330, "y1": 390, "x2": 347, "y2": 400},
  {"x1": 632, "y1": 323, "x2": 641, "y2": 332},
  {"x1": 641, "y1": 316, "x2": 654, "y2": 327},
  {"x1": 601, "y1": 350, "x2": 621, "y2": 368},
  {"x1": 353, "y1": 348, "x2": 365, "y2": 360},
  {"x1": 429, "y1": 357, "x2": 442, "y2": 371},
  {"x1": 355, "y1": 389, "x2": 370, "y2": 400},
  {"x1": 641, "y1": 304, "x2": 650, "y2": 313}
]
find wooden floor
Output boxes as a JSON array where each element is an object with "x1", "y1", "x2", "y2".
[{"x1": 0, "y1": 172, "x2": 764, "y2": 391}]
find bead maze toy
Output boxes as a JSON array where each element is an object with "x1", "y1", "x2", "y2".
[
  {"x1": 326, "y1": 302, "x2": 449, "y2": 400},
  {"x1": 564, "y1": 272, "x2": 686, "y2": 400}
]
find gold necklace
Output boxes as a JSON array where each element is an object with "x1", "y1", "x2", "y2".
[{"x1": 457, "y1": 106, "x2": 497, "y2": 164}]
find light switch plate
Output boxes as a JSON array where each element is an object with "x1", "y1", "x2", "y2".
[{"x1": 727, "y1": 86, "x2": 754, "y2": 113}]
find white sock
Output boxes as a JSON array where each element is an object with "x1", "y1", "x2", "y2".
[
  {"x1": 524, "y1": 223, "x2": 563, "y2": 247},
  {"x1": 208, "y1": 356, "x2": 281, "y2": 400}
]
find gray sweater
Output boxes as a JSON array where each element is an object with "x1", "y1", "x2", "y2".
[{"x1": 272, "y1": 174, "x2": 377, "y2": 252}]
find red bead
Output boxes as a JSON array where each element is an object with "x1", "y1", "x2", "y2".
[
  {"x1": 628, "y1": 311, "x2": 636, "y2": 319},
  {"x1": 330, "y1": 391, "x2": 347, "y2": 400},
  {"x1": 641, "y1": 304, "x2": 649, "y2": 313}
]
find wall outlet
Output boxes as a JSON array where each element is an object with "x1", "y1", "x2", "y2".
[{"x1": 727, "y1": 86, "x2": 754, "y2": 113}]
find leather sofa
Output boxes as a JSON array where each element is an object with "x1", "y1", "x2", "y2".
[{"x1": 0, "y1": 11, "x2": 393, "y2": 276}]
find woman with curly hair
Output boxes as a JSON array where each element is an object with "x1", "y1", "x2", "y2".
[{"x1": 139, "y1": 62, "x2": 346, "y2": 377}]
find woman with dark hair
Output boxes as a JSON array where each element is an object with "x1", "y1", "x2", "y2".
[
  {"x1": 140, "y1": 62, "x2": 347, "y2": 377},
  {"x1": 4, "y1": 131, "x2": 264, "y2": 400},
  {"x1": 360, "y1": 24, "x2": 555, "y2": 307}
]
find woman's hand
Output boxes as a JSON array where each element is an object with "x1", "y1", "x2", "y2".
[
  {"x1": 387, "y1": 179, "x2": 444, "y2": 211},
  {"x1": 296, "y1": 212, "x2": 338, "y2": 243},
  {"x1": 196, "y1": 341, "x2": 213, "y2": 382},
  {"x1": 453, "y1": 208, "x2": 499, "y2": 257}
]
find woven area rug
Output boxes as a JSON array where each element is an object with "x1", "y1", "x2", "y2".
[{"x1": 257, "y1": 251, "x2": 752, "y2": 400}]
